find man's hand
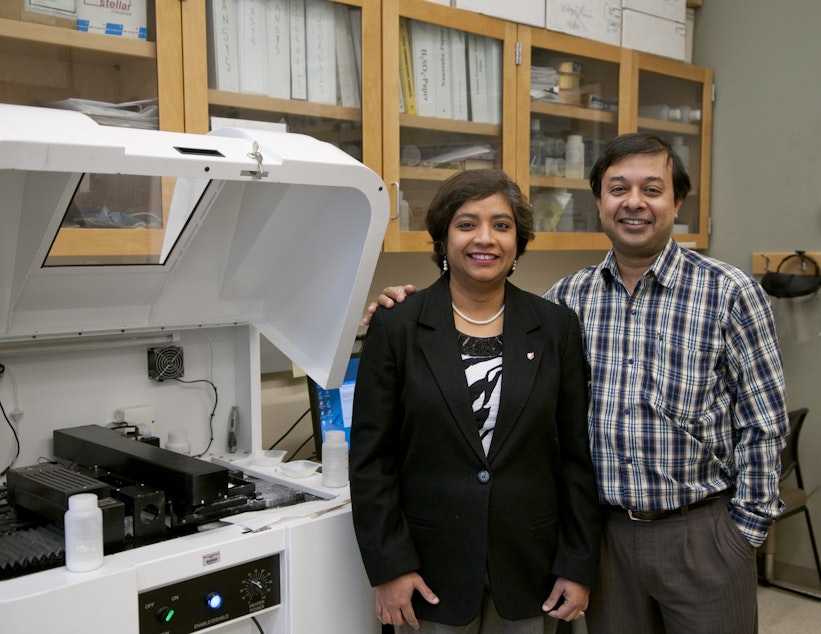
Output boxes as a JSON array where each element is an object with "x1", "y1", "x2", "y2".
[
  {"x1": 375, "y1": 571, "x2": 439, "y2": 630},
  {"x1": 361, "y1": 284, "x2": 418, "y2": 326},
  {"x1": 543, "y1": 577, "x2": 590, "y2": 622}
]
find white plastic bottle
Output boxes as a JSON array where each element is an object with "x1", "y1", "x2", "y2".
[
  {"x1": 322, "y1": 430, "x2": 349, "y2": 488},
  {"x1": 678, "y1": 105, "x2": 702, "y2": 123},
  {"x1": 672, "y1": 136, "x2": 690, "y2": 174},
  {"x1": 64, "y1": 493, "x2": 104, "y2": 572},
  {"x1": 398, "y1": 190, "x2": 411, "y2": 231},
  {"x1": 564, "y1": 134, "x2": 584, "y2": 179},
  {"x1": 638, "y1": 104, "x2": 682, "y2": 121},
  {"x1": 166, "y1": 430, "x2": 190, "y2": 455}
]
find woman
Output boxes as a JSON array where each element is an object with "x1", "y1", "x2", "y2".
[{"x1": 350, "y1": 169, "x2": 600, "y2": 633}]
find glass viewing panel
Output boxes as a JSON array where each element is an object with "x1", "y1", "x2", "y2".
[
  {"x1": 206, "y1": 0, "x2": 365, "y2": 161},
  {"x1": 398, "y1": 18, "x2": 503, "y2": 232},
  {"x1": 45, "y1": 173, "x2": 191, "y2": 267},
  {"x1": 638, "y1": 70, "x2": 703, "y2": 235},
  {"x1": 528, "y1": 47, "x2": 619, "y2": 233}
]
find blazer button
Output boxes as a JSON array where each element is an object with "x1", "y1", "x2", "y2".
[{"x1": 476, "y1": 470, "x2": 491, "y2": 484}]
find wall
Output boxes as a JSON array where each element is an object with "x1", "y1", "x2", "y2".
[{"x1": 694, "y1": 0, "x2": 821, "y2": 571}]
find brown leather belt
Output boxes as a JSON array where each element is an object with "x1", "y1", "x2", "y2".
[{"x1": 606, "y1": 496, "x2": 722, "y2": 522}]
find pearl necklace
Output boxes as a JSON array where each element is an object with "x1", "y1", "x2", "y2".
[{"x1": 451, "y1": 303, "x2": 505, "y2": 325}]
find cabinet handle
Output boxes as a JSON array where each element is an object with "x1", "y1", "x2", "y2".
[{"x1": 390, "y1": 181, "x2": 400, "y2": 220}]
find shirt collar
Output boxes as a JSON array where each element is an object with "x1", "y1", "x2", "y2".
[{"x1": 598, "y1": 239, "x2": 681, "y2": 289}]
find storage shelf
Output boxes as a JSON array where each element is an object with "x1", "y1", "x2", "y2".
[
  {"x1": 209, "y1": 89, "x2": 361, "y2": 122},
  {"x1": 0, "y1": 17, "x2": 155, "y2": 63},
  {"x1": 530, "y1": 101, "x2": 617, "y2": 124}
]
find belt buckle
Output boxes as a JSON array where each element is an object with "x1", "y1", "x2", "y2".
[{"x1": 627, "y1": 509, "x2": 652, "y2": 522}]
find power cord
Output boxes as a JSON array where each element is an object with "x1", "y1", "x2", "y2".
[
  {"x1": 0, "y1": 397, "x2": 20, "y2": 477},
  {"x1": 171, "y1": 377, "x2": 218, "y2": 457}
]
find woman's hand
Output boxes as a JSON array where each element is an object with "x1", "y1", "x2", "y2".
[{"x1": 375, "y1": 571, "x2": 439, "y2": 630}]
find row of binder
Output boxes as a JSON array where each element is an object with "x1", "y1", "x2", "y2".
[
  {"x1": 207, "y1": 0, "x2": 362, "y2": 107},
  {"x1": 399, "y1": 18, "x2": 502, "y2": 124}
]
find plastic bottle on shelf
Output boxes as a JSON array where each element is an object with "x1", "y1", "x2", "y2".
[
  {"x1": 638, "y1": 104, "x2": 682, "y2": 121},
  {"x1": 398, "y1": 190, "x2": 410, "y2": 231},
  {"x1": 672, "y1": 137, "x2": 690, "y2": 174},
  {"x1": 678, "y1": 105, "x2": 702, "y2": 123},
  {"x1": 322, "y1": 430, "x2": 349, "y2": 488},
  {"x1": 564, "y1": 134, "x2": 584, "y2": 179},
  {"x1": 530, "y1": 119, "x2": 547, "y2": 175},
  {"x1": 64, "y1": 493, "x2": 104, "y2": 572}
]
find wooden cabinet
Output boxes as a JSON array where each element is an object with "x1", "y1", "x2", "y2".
[
  {"x1": 3, "y1": 1, "x2": 713, "y2": 255},
  {"x1": 380, "y1": 0, "x2": 517, "y2": 252},
  {"x1": 0, "y1": 1, "x2": 186, "y2": 263},
  {"x1": 516, "y1": 26, "x2": 713, "y2": 251}
]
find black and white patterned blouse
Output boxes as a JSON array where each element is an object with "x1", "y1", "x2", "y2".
[{"x1": 458, "y1": 333, "x2": 503, "y2": 456}]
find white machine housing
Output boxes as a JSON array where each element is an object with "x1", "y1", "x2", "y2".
[{"x1": 0, "y1": 104, "x2": 388, "y2": 634}]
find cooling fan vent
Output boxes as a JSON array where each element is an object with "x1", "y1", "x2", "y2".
[{"x1": 147, "y1": 346, "x2": 184, "y2": 381}]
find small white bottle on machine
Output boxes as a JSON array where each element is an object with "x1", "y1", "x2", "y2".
[
  {"x1": 322, "y1": 430, "x2": 349, "y2": 488},
  {"x1": 64, "y1": 493, "x2": 104, "y2": 572}
]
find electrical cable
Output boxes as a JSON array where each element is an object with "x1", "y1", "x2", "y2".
[
  {"x1": 268, "y1": 407, "x2": 310, "y2": 450},
  {"x1": 250, "y1": 616, "x2": 265, "y2": 634},
  {"x1": 0, "y1": 397, "x2": 20, "y2": 477},
  {"x1": 171, "y1": 377, "x2": 218, "y2": 457}
]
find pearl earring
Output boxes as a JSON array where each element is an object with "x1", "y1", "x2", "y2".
[
  {"x1": 511, "y1": 259, "x2": 517, "y2": 272},
  {"x1": 442, "y1": 257, "x2": 448, "y2": 272}
]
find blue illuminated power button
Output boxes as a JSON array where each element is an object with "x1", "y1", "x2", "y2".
[
  {"x1": 206, "y1": 592, "x2": 224, "y2": 610},
  {"x1": 156, "y1": 607, "x2": 175, "y2": 623}
]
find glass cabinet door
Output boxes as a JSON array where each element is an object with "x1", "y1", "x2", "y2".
[
  {"x1": 517, "y1": 27, "x2": 622, "y2": 250},
  {"x1": 0, "y1": 1, "x2": 187, "y2": 264},
  {"x1": 192, "y1": 0, "x2": 380, "y2": 173},
  {"x1": 382, "y1": 0, "x2": 516, "y2": 252},
  {"x1": 636, "y1": 53, "x2": 713, "y2": 249}
]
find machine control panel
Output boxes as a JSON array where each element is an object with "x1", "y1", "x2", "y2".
[{"x1": 137, "y1": 554, "x2": 280, "y2": 633}]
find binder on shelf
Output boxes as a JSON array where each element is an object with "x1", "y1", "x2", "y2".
[
  {"x1": 334, "y1": 3, "x2": 360, "y2": 108},
  {"x1": 266, "y1": 0, "x2": 291, "y2": 99},
  {"x1": 289, "y1": 0, "x2": 308, "y2": 100},
  {"x1": 484, "y1": 37, "x2": 502, "y2": 125},
  {"x1": 398, "y1": 18, "x2": 417, "y2": 114},
  {"x1": 410, "y1": 20, "x2": 437, "y2": 117},
  {"x1": 236, "y1": 0, "x2": 269, "y2": 95},
  {"x1": 433, "y1": 25, "x2": 452, "y2": 118},
  {"x1": 349, "y1": 7, "x2": 363, "y2": 93},
  {"x1": 206, "y1": 0, "x2": 239, "y2": 92},
  {"x1": 305, "y1": 0, "x2": 337, "y2": 105},
  {"x1": 449, "y1": 28, "x2": 468, "y2": 121},
  {"x1": 467, "y1": 33, "x2": 488, "y2": 123}
]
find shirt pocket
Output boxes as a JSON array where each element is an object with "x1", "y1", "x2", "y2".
[{"x1": 649, "y1": 329, "x2": 724, "y2": 421}]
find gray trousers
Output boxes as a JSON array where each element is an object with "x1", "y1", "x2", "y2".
[{"x1": 585, "y1": 496, "x2": 758, "y2": 634}]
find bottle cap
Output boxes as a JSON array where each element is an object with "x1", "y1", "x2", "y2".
[
  {"x1": 325, "y1": 430, "x2": 346, "y2": 444},
  {"x1": 68, "y1": 493, "x2": 98, "y2": 511},
  {"x1": 567, "y1": 134, "x2": 582, "y2": 142}
]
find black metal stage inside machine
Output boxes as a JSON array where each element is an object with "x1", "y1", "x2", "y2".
[{"x1": 1, "y1": 424, "x2": 318, "y2": 581}]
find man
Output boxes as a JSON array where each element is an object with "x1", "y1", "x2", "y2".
[{"x1": 370, "y1": 133, "x2": 789, "y2": 632}]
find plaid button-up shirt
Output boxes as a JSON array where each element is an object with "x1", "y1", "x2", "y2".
[{"x1": 545, "y1": 239, "x2": 788, "y2": 546}]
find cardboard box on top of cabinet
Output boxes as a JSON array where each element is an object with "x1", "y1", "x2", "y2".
[
  {"x1": 621, "y1": 0, "x2": 686, "y2": 23},
  {"x1": 75, "y1": 0, "x2": 148, "y2": 40},
  {"x1": 545, "y1": 0, "x2": 621, "y2": 46},
  {"x1": 456, "y1": 0, "x2": 545, "y2": 27},
  {"x1": 621, "y1": 9, "x2": 686, "y2": 61}
]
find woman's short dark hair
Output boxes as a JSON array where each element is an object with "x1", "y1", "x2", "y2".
[
  {"x1": 588, "y1": 132, "x2": 691, "y2": 203},
  {"x1": 426, "y1": 168, "x2": 534, "y2": 272}
]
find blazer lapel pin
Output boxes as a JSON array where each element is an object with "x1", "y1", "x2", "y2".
[{"x1": 527, "y1": 352, "x2": 535, "y2": 360}]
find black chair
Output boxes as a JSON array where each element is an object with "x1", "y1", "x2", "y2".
[{"x1": 759, "y1": 407, "x2": 821, "y2": 597}]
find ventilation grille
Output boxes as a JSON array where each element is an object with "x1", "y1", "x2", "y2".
[{"x1": 147, "y1": 346, "x2": 184, "y2": 381}]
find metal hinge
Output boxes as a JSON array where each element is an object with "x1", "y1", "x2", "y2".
[
  {"x1": 515, "y1": 42, "x2": 522, "y2": 65},
  {"x1": 711, "y1": 83, "x2": 716, "y2": 102}
]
